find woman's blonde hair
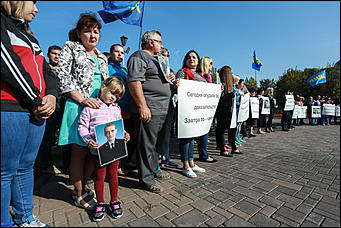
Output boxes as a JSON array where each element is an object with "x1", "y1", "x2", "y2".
[
  {"x1": 200, "y1": 56, "x2": 212, "y2": 74},
  {"x1": 99, "y1": 76, "x2": 125, "y2": 99},
  {"x1": 1, "y1": 1, "x2": 34, "y2": 34},
  {"x1": 232, "y1": 74, "x2": 240, "y2": 86},
  {"x1": 1, "y1": 1, "x2": 25, "y2": 18}
]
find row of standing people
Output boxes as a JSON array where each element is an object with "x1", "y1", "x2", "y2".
[
  {"x1": 0, "y1": 5, "x2": 276, "y2": 224},
  {"x1": 2, "y1": 4, "x2": 338, "y2": 226},
  {"x1": 281, "y1": 92, "x2": 340, "y2": 131}
]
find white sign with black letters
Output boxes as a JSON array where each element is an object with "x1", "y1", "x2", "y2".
[{"x1": 177, "y1": 79, "x2": 221, "y2": 138}]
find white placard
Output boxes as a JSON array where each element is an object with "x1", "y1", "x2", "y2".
[
  {"x1": 237, "y1": 93, "x2": 250, "y2": 122},
  {"x1": 261, "y1": 97, "x2": 270, "y2": 115},
  {"x1": 284, "y1": 95, "x2": 295, "y2": 111},
  {"x1": 250, "y1": 97, "x2": 259, "y2": 119},
  {"x1": 322, "y1": 104, "x2": 335, "y2": 116},
  {"x1": 292, "y1": 105, "x2": 299, "y2": 119},
  {"x1": 311, "y1": 106, "x2": 321, "y2": 118},
  {"x1": 230, "y1": 97, "x2": 237, "y2": 128},
  {"x1": 177, "y1": 79, "x2": 221, "y2": 138},
  {"x1": 336, "y1": 105, "x2": 340, "y2": 117},
  {"x1": 298, "y1": 106, "x2": 307, "y2": 119}
]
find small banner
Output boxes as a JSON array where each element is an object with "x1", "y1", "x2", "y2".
[
  {"x1": 230, "y1": 97, "x2": 237, "y2": 128},
  {"x1": 292, "y1": 105, "x2": 299, "y2": 119},
  {"x1": 284, "y1": 95, "x2": 295, "y2": 111},
  {"x1": 237, "y1": 93, "x2": 250, "y2": 122},
  {"x1": 322, "y1": 104, "x2": 335, "y2": 116},
  {"x1": 250, "y1": 97, "x2": 259, "y2": 119},
  {"x1": 177, "y1": 79, "x2": 221, "y2": 138},
  {"x1": 261, "y1": 97, "x2": 270, "y2": 115},
  {"x1": 311, "y1": 106, "x2": 321, "y2": 118}
]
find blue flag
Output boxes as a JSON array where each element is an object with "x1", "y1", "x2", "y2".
[
  {"x1": 98, "y1": 1, "x2": 144, "y2": 27},
  {"x1": 252, "y1": 50, "x2": 262, "y2": 71},
  {"x1": 307, "y1": 70, "x2": 327, "y2": 87}
]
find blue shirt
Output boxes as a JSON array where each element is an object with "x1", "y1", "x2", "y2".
[
  {"x1": 108, "y1": 61, "x2": 131, "y2": 113},
  {"x1": 233, "y1": 86, "x2": 240, "y2": 106}
]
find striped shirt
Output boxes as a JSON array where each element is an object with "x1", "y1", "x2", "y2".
[{"x1": 78, "y1": 98, "x2": 122, "y2": 145}]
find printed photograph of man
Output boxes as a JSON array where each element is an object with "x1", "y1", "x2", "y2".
[{"x1": 98, "y1": 123, "x2": 127, "y2": 166}]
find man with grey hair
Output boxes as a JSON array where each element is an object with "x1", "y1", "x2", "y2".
[{"x1": 127, "y1": 30, "x2": 171, "y2": 193}]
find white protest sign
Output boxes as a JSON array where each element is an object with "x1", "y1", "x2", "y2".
[
  {"x1": 311, "y1": 106, "x2": 321, "y2": 118},
  {"x1": 230, "y1": 97, "x2": 237, "y2": 128},
  {"x1": 261, "y1": 97, "x2": 270, "y2": 115},
  {"x1": 298, "y1": 106, "x2": 307, "y2": 119},
  {"x1": 322, "y1": 104, "x2": 335, "y2": 116},
  {"x1": 177, "y1": 79, "x2": 221, "y2": 138},
  {"x1": 250, "y1": 97, "x2": 259, "y2": 119},
  {"x1": 237, "y1": 93, "x2": 250, "y2": 122},
  {"x1": 292, "y1": 105, "x2": 299, "y2": 119},
  {"x1": 284, "y1": 95, "x2": 295, "y2": 111},
  {"x1": 336, "y1": 105, "x2": 340, "y2": 117}
]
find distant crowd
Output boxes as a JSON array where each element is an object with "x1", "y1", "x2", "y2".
[{"x1": 1, "y1": 2, "x2": 340, "y2": 227}]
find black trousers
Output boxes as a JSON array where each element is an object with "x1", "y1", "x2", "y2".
[
  {"x1": 257, "y1": 114, "x2": 266, "y2": 128},
  {"x1": 266, "y1": 112, "x2": 274, "y2": 128},
  {"x1": 215, "y1": 109, "x2": 237, "y2": 152},
  {"x1": 281, "y1": 111, "x2": 291, "y2": 129}
]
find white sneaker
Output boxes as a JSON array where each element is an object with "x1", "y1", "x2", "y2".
[
  {"x1": 182, "y1": 167, "x2": 197, "y2": 178},
  {"x1": 191, "y1": 164, "x2": 206, "y2": 173},
  {"x1": 19, "y1": 215, "x2": 49, "y2": 227}
]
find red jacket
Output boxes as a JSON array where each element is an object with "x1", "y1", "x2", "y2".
[{"x1": 1, "y1": 6, "x2": 58, "y2": 112}]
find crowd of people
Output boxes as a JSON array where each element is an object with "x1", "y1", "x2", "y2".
[{"x1": 1, "y1": 2, "x2": 340, "y2": 226}]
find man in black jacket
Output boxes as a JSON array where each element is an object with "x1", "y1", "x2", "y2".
[{"x1": 280, "y1": 89, "x2": 291, "y2": 131}]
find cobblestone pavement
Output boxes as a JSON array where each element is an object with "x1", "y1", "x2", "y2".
[{"x1": 33, "y1": 118, "x2": 340, "y2": 227}]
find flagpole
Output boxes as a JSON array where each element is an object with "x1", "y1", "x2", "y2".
[
  {"x1": 138, "y1": 26, "x2": 142, "y2": 50},
  {"x1": 255, "y1": 69, "x2": 257, "y2": 87},
  {"x1": 138, "y1": 1, "x2": 145, "y2": 50}
]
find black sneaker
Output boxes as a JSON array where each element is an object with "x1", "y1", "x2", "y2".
[
  {"x1": 109, "y1": 201, "x2": 123, "y2": 219},
  {"x1": 92, "y1": 203, "x2": 105, "y2": 222}
]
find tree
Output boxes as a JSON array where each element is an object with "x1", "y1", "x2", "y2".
[
  {"x1": 260, "y1": 78, "x2": 276, "y2": 90},
  {"x1": 211, "y1": 66, "x2": 218, "y2": 83},
  {"x1": 244, "y1": 77, "x2": 257, "y2": 90},
  {"x1": 275, "y1": 61, "x2": 340, "y2": 101}
]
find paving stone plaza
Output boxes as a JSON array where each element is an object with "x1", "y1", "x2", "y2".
[{"x1": 33, "y1": 118, "x2": 340, "y2": 227}]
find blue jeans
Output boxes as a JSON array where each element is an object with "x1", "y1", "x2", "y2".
[
  {"x1": 1, "y1": 112, "x2": 45, "y2": 227},
  {"x1": 196, "y1": 133, "x2": 209, "y2": 160},
  {"x1": 235, "y1": 122, "x2": 242, "y2": 139},
  {"x1": 179, "y1": 138, "x2": 194, "y2": 163},
  {"x1": 322, "y1": 115, "x2": 330, "y2": 125},
  {"x1": 312, "y1": 118, "x2": 318, "y2": 125}
]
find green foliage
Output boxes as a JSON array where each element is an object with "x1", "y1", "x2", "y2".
[
  {"x1": 260, "y1": 78, "x2": 276, "y2": 90},
  {"x1": 211, "y1": 66, "x2": 218, "y2": 83},
  {"x1": 244, "y1": 77, "x2": 257, "y2": 90},
  {"x1": 275, "y1": 62, "x2": 340, "y2": 101}
]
